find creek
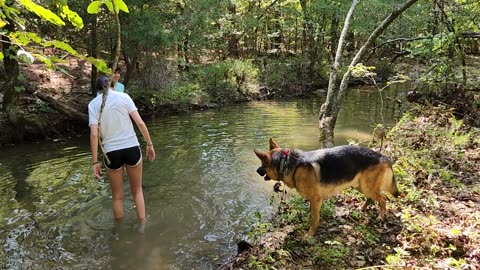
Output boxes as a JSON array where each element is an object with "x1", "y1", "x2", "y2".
[{"x1": 0, "y1": 85, "x2": 405, "y2": 269}]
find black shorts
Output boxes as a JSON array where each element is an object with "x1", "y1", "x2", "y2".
[{"x1": 105, "y1": 146, "x2": 142, "y2": 170}]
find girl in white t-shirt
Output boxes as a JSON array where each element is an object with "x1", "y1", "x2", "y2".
[{"x1": 88, "y1": 76, "x2": 155, "y2": 231}]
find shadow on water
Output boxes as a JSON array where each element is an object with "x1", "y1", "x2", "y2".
[{"x1": 0, "y1": 85, "x2": 407, "y2": 269}]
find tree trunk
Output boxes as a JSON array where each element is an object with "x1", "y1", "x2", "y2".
[
  {"x1": 1, "y1": 51, "x2": 19, "y2": 114},
  {"x1": 89, "y1": 13, "x2": 98, "y2": 97},
  {"x1": 313, "y1": 15, "x2": 327, "y2": 76},
  {"x1": 1, "y1": 15, "x2": 19, "y2": 114},
  {"x1": 122, "y1": 48, "x2": 139, "y2": 88},
  {"x1": 319, "y1": 0, "x2": 358, "y2": 148},
  {"x1": 273, "y1": 6, "x2": 282, "y2": 52},
  {"x1": 330, "y1": 15, "x2": 340, "y2": 59},
  {"x1": 319, "y1": 0, "x2": 421, "y2": 147},
  {"x1": 435, "y1": 0, "x2": 467, "y2": 85},
  {"x1": 300, "y1": 0, "x2": 319, "y2": 77}
]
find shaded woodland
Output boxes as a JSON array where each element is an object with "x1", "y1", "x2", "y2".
[{"x1": 1, "y1": 0, "x2": 479, "y2": 144}]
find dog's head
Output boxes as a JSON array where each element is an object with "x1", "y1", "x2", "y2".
[{"x1": 254, "y1": 138, "x2": 283, "y2": 181}]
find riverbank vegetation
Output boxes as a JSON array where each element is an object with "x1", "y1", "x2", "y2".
[{"x1": 221, "y1": 94, "x2": 480, "y2": 269}]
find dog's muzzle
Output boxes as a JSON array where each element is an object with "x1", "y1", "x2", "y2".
[{"x1": 256, "y1": 166, "x2": 271, "y2": 181}]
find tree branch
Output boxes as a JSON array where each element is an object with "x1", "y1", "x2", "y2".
[
  {"x1": 335, "y1": 0, "x2": 421, "y2": 110},
  {"x1": 461, "y1": 32, "x2": 480, "y2": 39},
  {"x1": 324, "y1": 0, "x2": 358, "y2": 117},
  {"x1": 371, "y1": 36, "x2": 433, "y2": 51}
]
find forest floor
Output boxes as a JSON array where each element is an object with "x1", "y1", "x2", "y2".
[{"x1": 220, "y1": 97, "x2": 480, "y2": 269}]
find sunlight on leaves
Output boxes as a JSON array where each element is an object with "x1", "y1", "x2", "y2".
[
  {"x1": 387, "y1": 74, "x2": 410, "y2": 85},
  {"x1": 19, "y1": 0, "x2": 65, "y2": 26},
  {"x1": 60, "y1": 5, "x2": 84, "y2": 29},
  {"x1": 87, "y1": 0, "x2": 103, "y2": 14},
  {"x1": 114, "y1": 0, "x2": 129, "y2": 13},
  {"x1": 26, "y1": 32, "x2": 42, "y2": 43},
  {"x1": 349, "y1": 63, "x2": 376, "y2": 78},
  {"x1": 88, "y1": 0, "x2": 129, "y2": 14},
  {"x1": 32, "y1": 53, "x2": 54, "y2": 69},
  {"x1": 42, "y1": 40, "x2": 78, "y2": 55},
  {"x1": 104, "y1": 0, "x2": 129, "y2": 14},
  {"x1": 8, "y1": 31, "x2": 44, "y2": 46},
  {"x1": 8, "y1": 32, "x2": 31, "y2": 45},
  {"x1": 87, "y1": 57, "x2": 110, "y2": 74}
]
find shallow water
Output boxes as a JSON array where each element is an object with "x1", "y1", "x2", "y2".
[{"x1": 0, "y1": 86, "x2": 405, "y2": 269}]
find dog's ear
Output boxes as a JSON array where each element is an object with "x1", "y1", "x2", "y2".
[
  {"x1": 254, "y1": 149, "x2": 267, "y2": 160},
  {"x1": 269, "y1": 138, "x2": 280, "y2": 150}
]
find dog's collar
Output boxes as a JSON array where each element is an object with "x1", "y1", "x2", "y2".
[{"x1": 279, "y1": 149, "x2": 290, "y2": 181}]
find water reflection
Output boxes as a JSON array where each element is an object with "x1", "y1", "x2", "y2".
[{"x1": 0, "y1": 86, "x2": 405, "y2": 269}]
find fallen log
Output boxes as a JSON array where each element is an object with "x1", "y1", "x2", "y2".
[{"x1": 23, "y1": 82, "x2": 88, "y2": 124}]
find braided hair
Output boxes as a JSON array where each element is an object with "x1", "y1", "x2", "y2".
[{"x1": 96, "y1": 75, "x2": 112, "y2": 165}]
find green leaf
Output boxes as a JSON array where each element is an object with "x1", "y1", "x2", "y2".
[
  {"x1": 104, "y1": 1, "x2": 114, "y2": 13},
  {"x1": 9, "y1": 32, "x2": 31, "y2": 46},
  {"x1": 56, "y1": 66, "x2": 74, "y2": 78},
  {"x1": 104, "y1": 0, "x2": 129, "y2": 14},
  {"x1": 32, "y1": 54, "x2": 54, "y2": 69},
  {"x1": 10, "y1": 31, "x2": 44, "y2": 46},
  {"x1": 86, "y1": 57, "x2": 110, "y2": 74},
  {"x1": 48, "y1": 56, "x2": 68, "y2": 64},
  {"x1": 61, "y1": 5, "x2": 84, "y2": 29},
  {"x1": 19, "y1": 0, "x2": 65, "y2": 26},
  {"x1": 87, "y1": 1, "x2": 103, "y2": 14},
  {"x1": 42, "y1": 40, "x2": 78, "y2": 55},
  {"x1": 0, "y1": 52, "x2": 3, "y2": 60},
  {"x1": 114, "y1": 0, "x2": 129, "y2": 13},
  {"x1": 27, "y1": 32, "x2": 42, "y2": 43}
]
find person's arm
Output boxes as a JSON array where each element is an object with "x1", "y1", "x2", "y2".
[
  {"x1": 90, "y1": 124, "x2": 102, "y2": 178},
  {"x1": 130, "y1": 110, "x2": 156, "y2": 161}
]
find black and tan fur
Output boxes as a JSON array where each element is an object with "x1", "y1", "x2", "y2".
[{"x1": 254, "y1": 138, "x2": 399, "y2": 236}]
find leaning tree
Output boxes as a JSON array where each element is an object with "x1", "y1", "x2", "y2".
[{"x1": 318, "y1": 0, "x2": 421, "y2": 147}]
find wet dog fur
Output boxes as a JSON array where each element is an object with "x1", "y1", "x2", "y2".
[{"x1": 254, "y1": 138, "x2": 399, "y2": 236}]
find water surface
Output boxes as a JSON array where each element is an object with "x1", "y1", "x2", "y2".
[{"x1": 0, "y1": 86, "x2": 405, "y2": 269}]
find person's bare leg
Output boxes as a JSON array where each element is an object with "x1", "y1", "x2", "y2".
[
  {"x1": 126, "y1": 161, "x2": 146, "y2": 224},
  {"x1": 107, "y1": 167, "x2": 125, "y2": 223}
]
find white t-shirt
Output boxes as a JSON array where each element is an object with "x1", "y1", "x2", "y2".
[
  {"x1": 88, "y1": 90, "x2": 139, "y2": 153},
  {"x1": 96, "y1": 82, "x2": 125, "y2": 96}
]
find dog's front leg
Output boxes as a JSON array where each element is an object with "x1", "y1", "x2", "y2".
[{"x1": 306, "y1": 197, "x2": 324, "y2": 237}]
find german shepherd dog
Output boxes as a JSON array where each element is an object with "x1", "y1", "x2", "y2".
[{"x1": 254, "y1": 138, "x2": 399, "y2": 236}]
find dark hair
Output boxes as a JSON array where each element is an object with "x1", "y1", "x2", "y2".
[{"x1": 96, "y1": 75, "x2": 109, "y2": 91}]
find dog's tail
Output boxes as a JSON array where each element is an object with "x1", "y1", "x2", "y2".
[{"x1": 384, "y1": 167, "x2": 399, "y2": 198}]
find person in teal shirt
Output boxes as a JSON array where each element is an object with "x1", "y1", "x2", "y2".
[
  {"x1": 112, "y1": 67, "x2": 125, "y2": 93},
  {"x1": 96, "y1": 66, "x2": 125, "y2": 96}
]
